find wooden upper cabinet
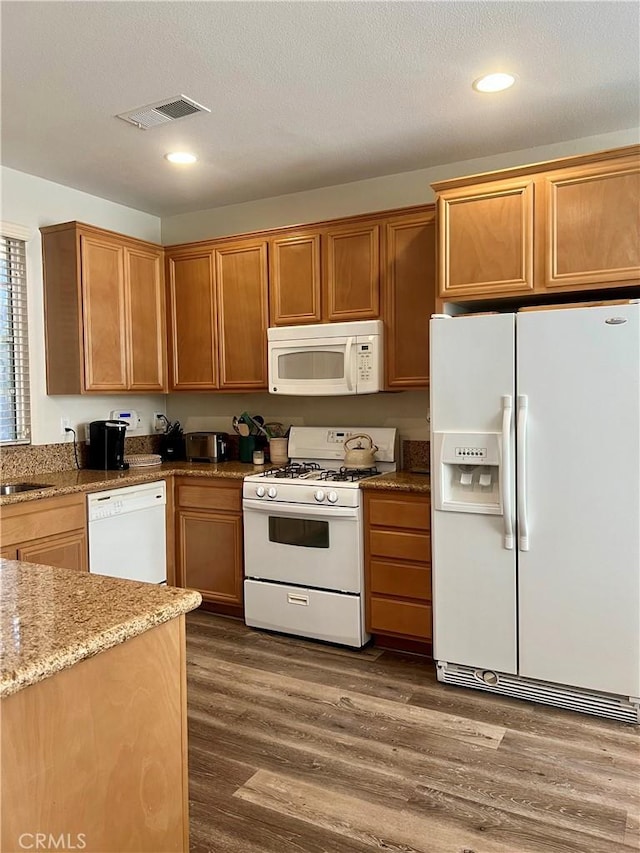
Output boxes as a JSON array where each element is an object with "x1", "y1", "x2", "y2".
[
  {"x1": 540, "y1": 156, "x2": 640, "y2": 290},
  {"x1": 166, "y1": 251, "x2": 218, "y2": 390},
  {"x1": 215, "y1": 239, "x2": 269, "y2": 390},
  {"x1": 437, "y1": 178, "x2": 535, "y2": 298},
  {"x1": 166, "y1": 237, "x2": 268, "y2": 392},
  {"x1": 382, "y1": 209, "x2": 436, "y2": 388},
  {"x1": 125, "y1": 247, "x2": 167, "y2": 391},
  {"x1": 80, "y1": 234, "x2": 128, "y2": 391},
  {"x1": 323, "y1": 222, "x2": 380, "y2": 321},
  {"x1": 433, "y1": 145, "x2": 640, "y2": 302},
  {"x1": 269, "y1": 233, "x2": 322, "y2": 325},
  {"x1": 41, "y1": 222, "x2": 166, "y2": 394}
]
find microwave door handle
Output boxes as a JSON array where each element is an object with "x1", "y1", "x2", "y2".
[{"x1": 345, "y1": 337, "x2": 355, "y2": 392}]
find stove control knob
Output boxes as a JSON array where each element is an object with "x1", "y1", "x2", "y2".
[
  {"x1": 267, "y1": 487, "x2": 278, "y2": 499},
  {"x1": 314, "y1": 489, "x2": 326, "y2": 502},
  {"x1": 327, "y1": 491, "x2": 338, "y2": 504},
  {"x1": 256, "y1": 486, "x2": 266, "y2": 498}
]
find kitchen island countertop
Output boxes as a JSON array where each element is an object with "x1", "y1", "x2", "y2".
[{"x1": 0, "y1": 558, "x2": 201, "y2": 697}]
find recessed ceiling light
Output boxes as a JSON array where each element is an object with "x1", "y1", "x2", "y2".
[
  {"x1": 472, "y1": 72, "x2": 516, "y2": 93},
  {"x1": 165, "y1": 151, "x2": 197, "y2": 164}
]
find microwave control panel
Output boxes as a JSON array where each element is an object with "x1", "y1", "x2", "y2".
[{"x1": 357, "y1": 344, "x2": 373, "y2": 381}]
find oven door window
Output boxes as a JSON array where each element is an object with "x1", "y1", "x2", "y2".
[{"x1": 268, "y1": 516, "x2": 329, "y2": 548}]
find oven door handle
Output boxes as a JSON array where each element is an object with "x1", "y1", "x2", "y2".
[{"x1": 243, "y1": 498, "x2": 360, "y2": 519}]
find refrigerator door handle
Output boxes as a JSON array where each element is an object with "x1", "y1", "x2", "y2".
[
  {"x1": 517, "y1": 394, "x2": 530, "y2": 551},
  {"x1": 501, "y1": 394, "x2": 514, "y2": 550}
]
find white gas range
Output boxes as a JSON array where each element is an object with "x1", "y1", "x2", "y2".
[{"x1": 242, "y1": 426, "x2": 398, "y2": 647}]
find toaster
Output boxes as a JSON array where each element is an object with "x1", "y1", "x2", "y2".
[{"x1": 185, "y1": 432, "x2": 228, "y2": 462}]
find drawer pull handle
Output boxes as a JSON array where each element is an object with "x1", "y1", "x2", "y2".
[{"x1": 287, "y1": 593, "x2": 309, "y2": 606}]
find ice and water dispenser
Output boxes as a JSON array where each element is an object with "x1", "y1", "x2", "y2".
[{"x1": 432, "y1": 432, "x2": 502, "y2": 514}]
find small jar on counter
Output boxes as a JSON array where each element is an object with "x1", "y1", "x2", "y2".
[{"x1": 252, "y1": 449, "x2": 265, "y2": 465}]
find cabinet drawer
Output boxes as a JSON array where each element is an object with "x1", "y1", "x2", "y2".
[
  {"x1": 369, "y1": 597, "x2": 432, "y2": 639},
  {"x1": 0, "y1": 494, "x2": 86, "y2": 547},
  {"x1": 370, "y1": 560, "x2": 431, "y2": 601},
  {"x1": 176, "y1": 481, "x2": 241, "y2": 513},
  {"x1": 367, "y1": 495, "x2": 430, "y2": 530},
  {"x1": 369, "y1": 529, "x2": 431, "y2": 563}
]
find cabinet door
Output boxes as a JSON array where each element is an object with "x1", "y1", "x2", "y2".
[
  {"x1": 323, "y1": 223, "x2": 380, "y2": 321},
  {"x1": 18, "y1": 530, "x2": 88, "y2": 572},
  {"x1": 383, "y1": 211, "x2": 436, "y2": 388},
  {"x1": 125, "y1": 246, "x2": 167, "y2": 391},
  {"x1": 438, "y1": 178, "x2": 535, "y2": 298},
  {"x1": 269, "y1": 233, "x2": 322, "y2": 325},
  {"x1": 364, "y1": 491, "x2": 432, "y2": 642},
  {"x1": 540, "y1": 158, "x2": 640, "y2": 290},
  {"x1": 80, "y1": 235, "x2": 127, "y2": 391},
  {"x1": 166, "y1": 251, "x2": 218, "y2": 390},
  {"x1": 215, "y1": 240, "x2": 269, "y2": 390},
  {"x1": 0, "y1": 547, "x2": 18, "y2": 559},
  {"x1": 176, "y1": 509, "x2": 243, "y2": 606}
]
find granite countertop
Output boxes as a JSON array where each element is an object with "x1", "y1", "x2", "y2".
[
  {"x1": 0, "y1": 462, "x2": 431, "y2": 507},
  {"x1": 360, "y1": 470, "x2": 431, "y2": 493},
  {"x1": 0, "y1": 461, "x2": 266, "y2": 506},
  {"x1": 0, "y1": 559, "x2": 202, "y2": 698}
]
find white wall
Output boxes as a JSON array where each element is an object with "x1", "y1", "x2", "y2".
[
  {"x1": 165, "y1": 391, "x2": 430, "y2": 447},
  {"x1": 161, "y1": 128, "x2": 639, "y2": 243},
  {"x1": 1, "y1": 167, "x2": 166, "y2": 445}
]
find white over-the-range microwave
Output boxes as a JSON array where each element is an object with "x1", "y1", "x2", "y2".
[{"x1": 267, "y1": 319, "x2": 383, "y2": 396}]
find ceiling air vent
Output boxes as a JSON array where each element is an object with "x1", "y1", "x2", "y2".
[{"x1": 116, "y1": 95, "x2": 210, "y2": 130}]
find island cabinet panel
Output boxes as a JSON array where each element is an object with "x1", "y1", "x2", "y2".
[
  {"x1": 215, "y1": 239, "x2": 269, "y2": 390},
  {"x1": 41, "y1": 222, "x2": 166, "y2": 394},
  {"x1": 382, "y1": 210, "x2": 436, "y2": 389},
  {"x1": 437, "y1": 178, "x2": 535, "y2": 299},
  {"x1": 269, "y1": 233, "x2": 322, "y2": 325},
  {"x1": 364, "y1": 490, "x2": 432, "y2": 648},
  {"x1": 166, "y1": 251, "x2": 218, "y2": 390},
  {"x1": 0, "y1": 493, "x2": 88, "y2": 572},
  {"x1": 1, "y1": 616, "x2": 190, "y2": 853},
  {"x1": 540, "y1": 157, "x2": 640, "y2": 290},
  {"x1": 324, "y1": 222, "x2": 380, "y2": 321},
  {"x1": 175, "y1": 478, "x2": 244, "y2": 614}
]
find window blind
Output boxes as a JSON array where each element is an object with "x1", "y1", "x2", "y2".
[{"x1": 0, "y1": 235, "x2": 30, "y2": 444}]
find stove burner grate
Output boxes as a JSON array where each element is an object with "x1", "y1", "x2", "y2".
[
  {"x1": 260, "y1": 462, "x2": 321, "y2": 479},
  {"x1": 318, "y1": 466, "x2": 380, "y2": 482}
]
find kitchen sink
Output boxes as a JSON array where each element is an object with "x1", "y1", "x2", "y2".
[{"x1": 0, "y1": 482, "x2": 53, "y2": 495}]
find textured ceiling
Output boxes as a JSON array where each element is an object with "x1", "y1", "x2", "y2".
[{"x1": 1, "y1": 1, "x2": 639, "y2": 216}]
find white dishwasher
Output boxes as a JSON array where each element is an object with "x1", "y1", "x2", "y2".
[{"x1": 87, "y1": 481, "x2": 167, "y2": 583}]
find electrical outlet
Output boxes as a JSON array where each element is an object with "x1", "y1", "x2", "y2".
[
  {"x1": 60, "y1": 417, "x2": 71, "y2": 436},
  {"x1": 153, "y1": 412, "x2": 166, "y2": 433}
]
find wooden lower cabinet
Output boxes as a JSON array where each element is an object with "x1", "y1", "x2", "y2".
[
  {"x1": 0, "y1": 493, "x2": 88, "y2": 571},
  {"x1": 175, "y1": 478, "x2": 243, "y2": 614},
  {"x1": 364, "y1": 490, "x2": 432, "y2": 647}
]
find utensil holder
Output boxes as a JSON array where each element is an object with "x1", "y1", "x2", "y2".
[
  {"x1": 239, "y1": 435, "x2": 256, "y2": 463},
  {"x1": 269, "y1": 437, "x2": 289, "y2": 465}
]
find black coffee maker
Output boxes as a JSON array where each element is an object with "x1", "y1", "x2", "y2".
[{"x1": 87, "y1": 420, "x2": 129, "y2": 470}]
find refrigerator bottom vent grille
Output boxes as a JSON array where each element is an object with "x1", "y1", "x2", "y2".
[{"x1": 436, "y1": 663, "x2": 640, "y2": 724}]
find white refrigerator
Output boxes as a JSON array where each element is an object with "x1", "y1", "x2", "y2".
[{"x1": 430, "y1": 302, "x2": 640, "y2": 723}]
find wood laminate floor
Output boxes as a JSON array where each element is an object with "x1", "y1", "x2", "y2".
[{"x1": 186, "y1": 612, "x2": 640, "y2": 853}]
